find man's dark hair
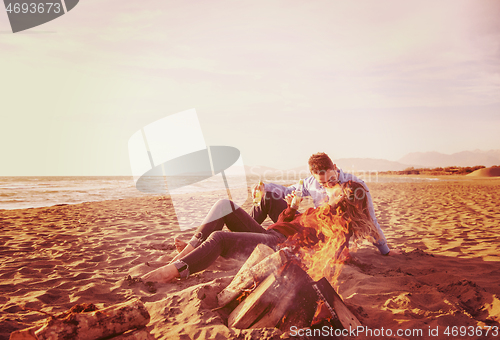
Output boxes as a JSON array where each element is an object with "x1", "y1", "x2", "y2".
[{"x1": 308, "y1": 152, "x2": 335, "y2": 174}]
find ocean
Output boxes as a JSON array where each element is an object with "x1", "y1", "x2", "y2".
[
  {"x1": 0, "y1": 175, "x2": 252, "y2": 210},
  {"x1": 0, "y1": 175, "x2": 439, "y2": 210},
  {"x1": 0, "y1": 177, "x2": 144, "y2": 210}
]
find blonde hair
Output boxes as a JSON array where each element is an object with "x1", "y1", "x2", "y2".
[
  {"x1": 301, "y1": 181, "x2": 381, "y2": 247},
  {"x1": 336, "y1": 181, "x2": 381, "y2": 246}
]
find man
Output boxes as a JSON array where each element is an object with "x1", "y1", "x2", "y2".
[{"x1": 251, "y1": 152, "x2": 398, "y2": 256}]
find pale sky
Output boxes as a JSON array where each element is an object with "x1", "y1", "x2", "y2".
[{"x1": 0, "y1": 0, "x2": 499, "y2": 175}]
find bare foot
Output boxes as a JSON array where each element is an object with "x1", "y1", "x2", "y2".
[
  {"x1": 174, "y1": 237, "x2": 188, "y2": 253},
  {"x1": 142, "y1": 263, "x2": 180, "y2": 283},
  {"x1": 169, "y1": 243, "x2": 195, "y2": 264}
]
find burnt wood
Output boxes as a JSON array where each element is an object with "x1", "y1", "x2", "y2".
[{"x1": 313, "y1": 277, "x2": 362, "y2": 329}]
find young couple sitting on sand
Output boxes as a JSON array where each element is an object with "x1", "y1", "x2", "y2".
[{"x1": 142, "y1": 152, "x2": 399, "y2": 283}]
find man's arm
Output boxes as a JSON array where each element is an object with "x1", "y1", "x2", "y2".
[
  {"x1": 260, "y1": 182, "x2": 298, "y2": 200},
  {"x1": 365, "y1": 190, "x2": 391, "y2": 255}
]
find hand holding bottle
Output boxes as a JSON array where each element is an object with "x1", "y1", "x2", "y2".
[
  {"x1": 252, "y1": 181, "x2": 265, "y2": 206},
  {"x1": 327, "y1": 192, "x2": 344, "y2": 207},
  {"x1": 289, "y1": 179, "x2": 304, "y2": 209},
  {"x1": 326, "y1": 184, "x2": 344, "y2": 206},
  {"x1": 285, "y1": 191, "x2": 303, "y2": 209}
]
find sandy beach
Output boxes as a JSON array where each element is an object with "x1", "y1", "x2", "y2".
[{"x1": 1, "y1": 178, "x2": 500, "y2": 340}]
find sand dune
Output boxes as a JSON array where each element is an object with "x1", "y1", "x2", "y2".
[
  {"x1": 467, "y1": 166, "x2": 500, "y2": 177},
  {"x1": 1, "y1": 180, "x2": 500, "y2": 340}
]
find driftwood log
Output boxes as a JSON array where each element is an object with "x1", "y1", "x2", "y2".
[
  {"x1": 10, "y1": 299, "x2": 150, "y2": 340},
  {"x1": 313, "y1": 277, "x2": 362, "y2": 329},
  {"x1": 228, "y1": 263, "x2": 316, "y2": 329},
  {"x1": 228, "y1": 272, "x2": 281, "y2": 328},
  {"x1": 234, "y1": 244, "x2": 276, "y2": 276},
  {"x1": 275, "y1": 263, "x2": 319, "y2": 331},
  {"x1": 217, "y1": 247, "x2": 287, "y2": 307},
  {"x1": 226, "y1": 261, "x2": 363, "y2": 332}
]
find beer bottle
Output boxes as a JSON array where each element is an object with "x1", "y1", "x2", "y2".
[
  {"x1": 253, "y1": 181, "x2": 264, "y2": 206},
  {"x1": 291, "y1": 179, "x2": 304, "y2": 209}
]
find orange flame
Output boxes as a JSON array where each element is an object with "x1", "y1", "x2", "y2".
[
  {"x1": 299, "y1": 204, "x2": 350, "y2": 283},
  {"x1": 277, "y1": 181, "x2": 382, "y2": 287},
  {"x1": 277, "y1": 203, "x2": 351, "y2": 285}
]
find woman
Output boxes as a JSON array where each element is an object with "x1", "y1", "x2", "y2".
[{"x1": 141, "y1": 181, "x2": 381, "y2": 283}]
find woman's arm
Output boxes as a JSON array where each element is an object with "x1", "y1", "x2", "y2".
[{"x1": 275, "y1": 192, "x2": 303, "y2": 222}]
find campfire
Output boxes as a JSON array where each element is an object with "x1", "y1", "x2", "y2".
[
  {"x1": 217, "y1": 193, "x2": 375, "y2": 333},
  {"x1": 217, "y1": 244, "x2": 362, "y2": 333}
]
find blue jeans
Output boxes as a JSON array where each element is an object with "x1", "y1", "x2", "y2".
[
  {"x1": 251, "y1": 191, "x2": 288, "y2": 224},
  {"x1": 177, "y1": 198, "x2": 287, "y2": 277}
]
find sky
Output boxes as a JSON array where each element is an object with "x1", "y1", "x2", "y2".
[{"x1": 0, "y1": 0, "x2": 499, "y2": 175}]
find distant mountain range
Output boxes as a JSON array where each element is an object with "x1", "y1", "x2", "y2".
[
  {"x1": 246, "y1": 149, "x2": 500, "y2": 174},
  {"x1": 398, "y1": 149, "x2": 500, "y2": 168},
  {"x1": 286, "y1": 158, "x2": 410, "y2": 173}
]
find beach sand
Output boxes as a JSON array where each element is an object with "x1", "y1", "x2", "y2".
[{"x1": 1, "y1": 179, "x2": 500, "y2": 339}]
